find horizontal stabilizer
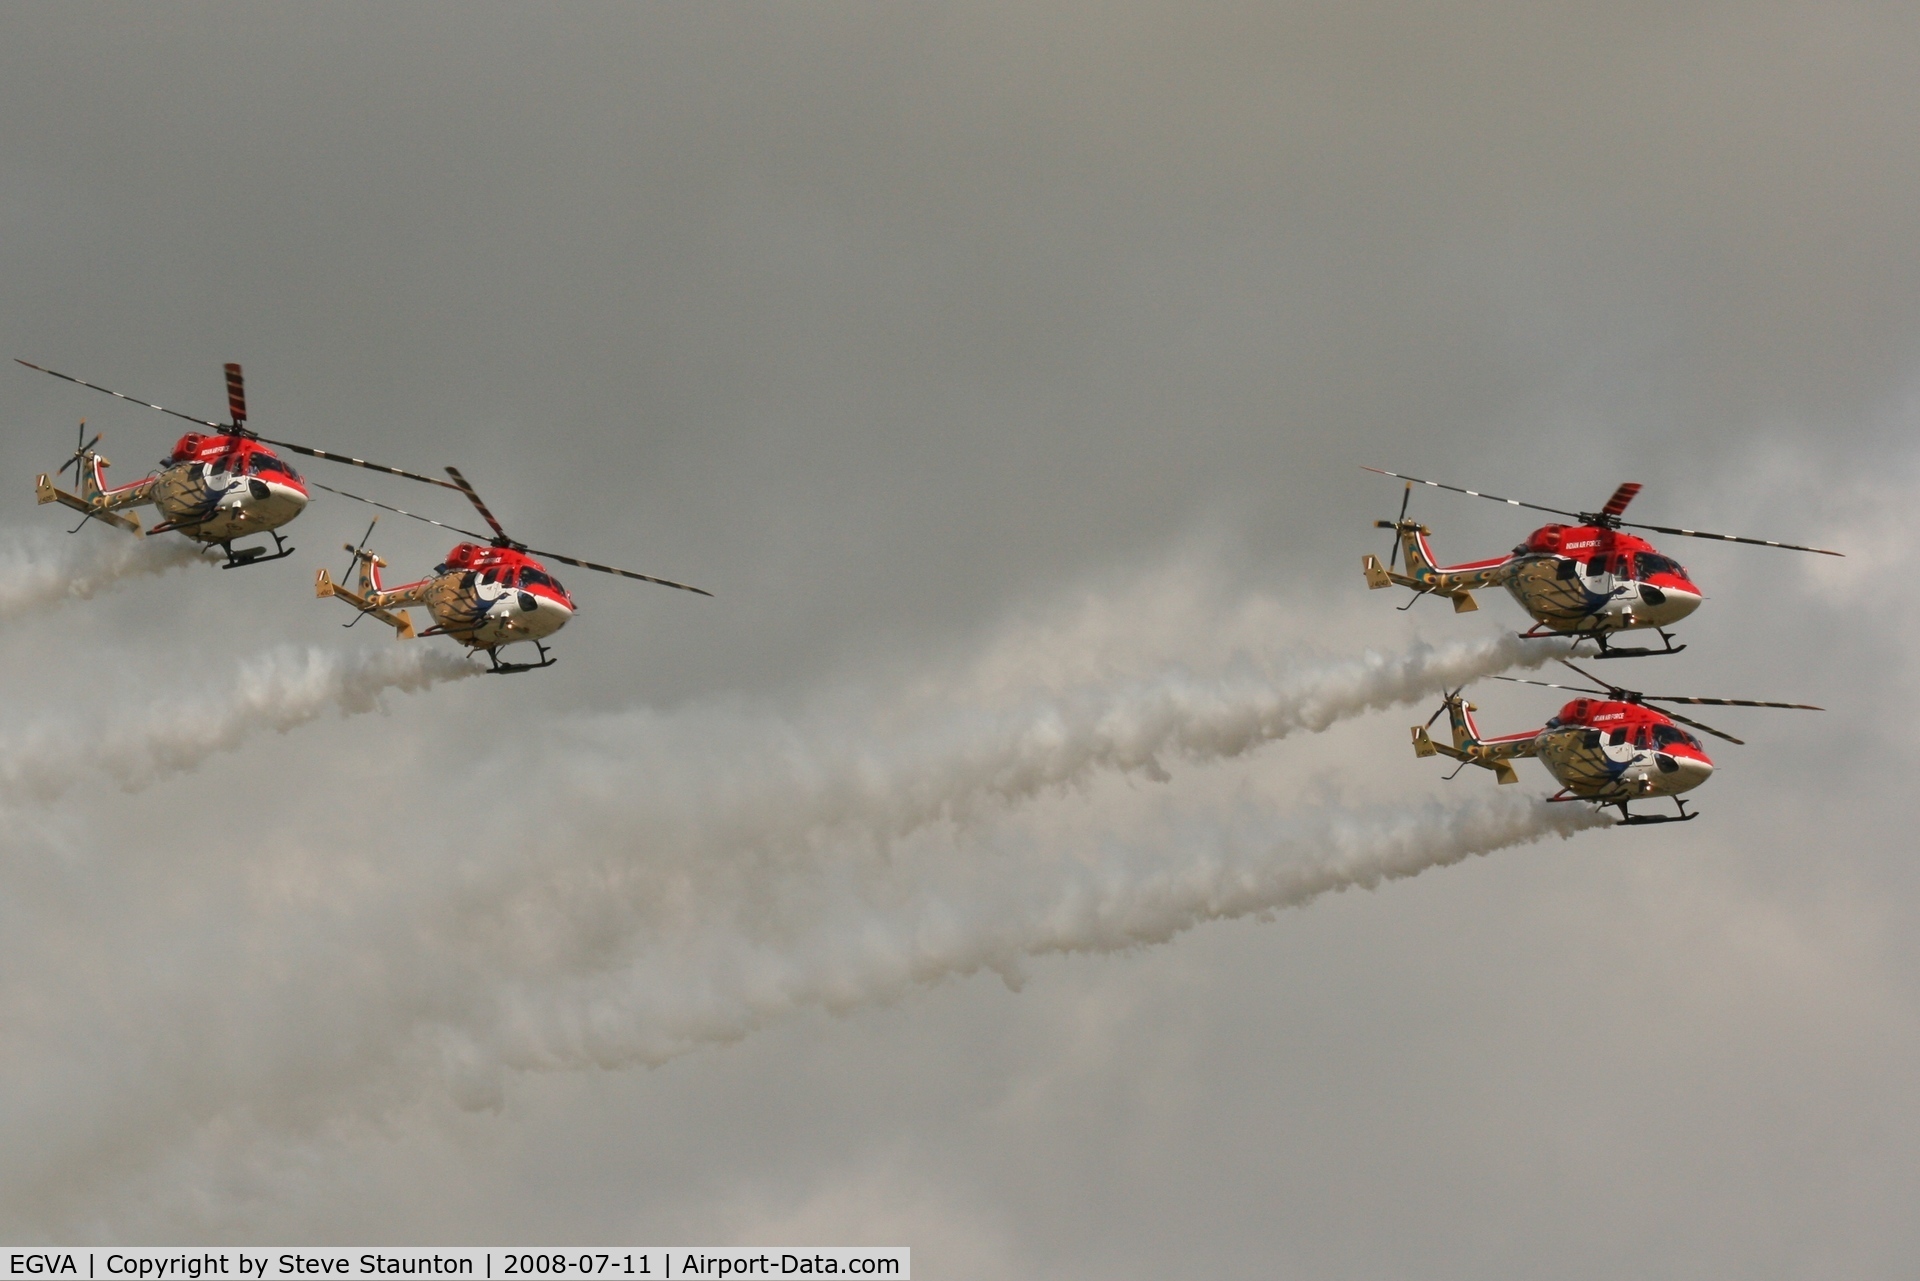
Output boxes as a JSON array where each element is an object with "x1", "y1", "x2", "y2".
[
  {"x1": 315, "y1": 568, "x2": 416, "y2": 639},
  {"x1": 35, "y1": 474, "x2": 142, "y2": 534},
  {"x1": 1411, "y1": 725, "x2": 1516, "y2": 783}
]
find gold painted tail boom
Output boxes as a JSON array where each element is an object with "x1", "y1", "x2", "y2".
[
  {"x1": 1410, "y1": 723, "x2": 1520, "y2": 784},
  {"x1": 35, "y1": 473, "x2": 144, "y2": 534},
  {"x1": 315, "y1": 564, "x2": 416, "y2": 640}
]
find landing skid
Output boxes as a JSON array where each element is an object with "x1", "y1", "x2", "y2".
[
  {"x1": 1547, "y1": 791, "x2": 1698, "y2": 826},
  {"x1": 1615, "y1": 795, "x2": 1698, "y2": 826},
  {"x1": 215, "y1": 530, "x2": 296, "y2": 570},
  {"x1": 483, "y1": 640, "x2": 556, "y2": 675},
  {"x1": 1522, "y1": 626, "x2": 1685, "y2": 659}
]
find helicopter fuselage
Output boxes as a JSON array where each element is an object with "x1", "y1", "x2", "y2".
[
  {"x1": 1529, "y1": 697, "x2": 1715, "y2": 802},
  {"x1": 79, "y1": 431, "x2": 310, "y2": 544},
  {"x1": 1369, "y1": 522, "x2": 1703, "y2": 639},
  {"x1": 363, "y1": 542, "x2": 577, "y2": 651},
  {"x1": 1420, "y1": 693, "x2": 1715, "y2": 804}
]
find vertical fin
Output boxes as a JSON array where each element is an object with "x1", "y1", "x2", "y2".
[{"x1": 1446, "y1": 694, "x2": 1482, "y2": 753}]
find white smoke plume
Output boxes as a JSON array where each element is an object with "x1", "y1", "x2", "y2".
[
  {"x1": 0, "y1": 529, "x2": 210, "y2": 619},
  {"x1": 0, "y1": 644, "x2": 480, "y2": 801},
  {"x1": 1, "y1": 780, "x2": 1610, "y2": 1233},
  {"x1": 441, "y1": 792, "x2": 1611, "y2": 1092},
  {"x1": 0, "y1": 613, "x2": 1606, "y2": 1230},
  {"x1": 548, "y1": 628, "x2": 1580, "y2": 851}
]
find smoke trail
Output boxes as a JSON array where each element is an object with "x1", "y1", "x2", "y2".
[
  {"x1": 0, "y1": 606, "x2": 1602, "y2": 1227},
  {"x1": 442, "y1": 793, "x2": 1611, "y2": 1089},
  {"x1": 0, "y1": 530, "x2": 209, "y2": 619},
  {"x1": 0, "y1": 644, "x2": 480, "y2": 801},
  {"x1": 553, "y1": 628, "x2": 1578, "y2": 851}
]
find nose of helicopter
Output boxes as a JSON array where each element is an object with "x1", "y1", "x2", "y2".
[
  {"x1": 1636, "y1": 581, "x2": 1701, "y2": 625},
  {"x1": 244, "y1": 478, "x2": 309, "y2": 526},
  {"x1": 1664, "y1": 751, "x2": 1714, "y2": 793},
  {"x1": 513, "y1": 590, "x2": 573, "y2": 639}
]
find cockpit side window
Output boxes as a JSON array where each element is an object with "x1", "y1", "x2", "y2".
[
  {"x1": 1651, "y1": 724, "x2": 1702, "y2": 750},
  {"x1": 1635, "y1": 552, "x2": 1684, "y2": 579},
  {"x1": 247, "y1": 453, "x2": 301, "y2": 481}
]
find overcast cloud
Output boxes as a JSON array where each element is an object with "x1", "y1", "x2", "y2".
[{"x1": 0, "y1": 4, "x2": 1912, "y2": 1276}]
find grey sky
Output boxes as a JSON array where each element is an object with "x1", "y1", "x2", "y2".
[{"x1": 0, "y1": 4, "x2": 1911, "y2": 1276}]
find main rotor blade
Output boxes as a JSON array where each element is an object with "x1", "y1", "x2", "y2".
[
  {"x1": 1599, "y1": 482, "x2": 1641, "y2": 519},
  {"x1": 1643, "y1": 695, "x2": 1824, "y2": 711},
  {"x1": 250, "y1": 435, "x2": 462, "y2": 489},
  {"x1": 309, "y1": 481, "x2": 491, "y2": 543},
  {"x1": 1362, "y1": 467, "x2": 1582, "y2": 520},
  {"x1": 1556, "y1": 659, "x2": 1618, "y2": 692},
  {"x1": 1614, "y1": 519, "x2": 1843, "y2": 557},
  {"x1": 1494, "y1": 675, "x2": 1609, "y2": 697},
  {"x1": 443, "y1": 466, "x2": 510, "y2": 542},
  {"x1": 1660, "y1": 709, "x2": 1746, "y2": 746},
  {"x1": 224, "y1": 363, "x2": 247, "y2": 425},
  {"x1": 522, "y1": 545, "x2": 713, "y2": 597},
  {"x1": 16, "y1": 359, "x2": 226, "y2": 430}
]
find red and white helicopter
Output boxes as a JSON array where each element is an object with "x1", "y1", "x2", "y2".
[
  {"x1": 1361, "y1": 468, "x2": 1842, "y2": 657},
  {"x1": 313, "y1": 468, "x2": 710, "y2": 673},
  {"x1": 1411, "y1": 660, "x2": 1820, "y2": 824},
  {"x1": 19, "y1": 359, "x2": 461, "y2": 568}
]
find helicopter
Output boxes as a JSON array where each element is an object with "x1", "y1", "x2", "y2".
[
  {"x1": 312, "y1": 467, "x2": 710, "y2": 673},
  {"x1": 1360, "y1": 467, "x2": 1842, "y2": 657},
  {"x1": 19, "y1": 359, "x2": 460, "y2": 568},
  {"x1": 1409, "y1": 659, "x2": 1821, "y2": 824}
]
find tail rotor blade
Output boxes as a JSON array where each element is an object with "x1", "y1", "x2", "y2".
[
  {"x1": 1387, "y1": 482, "x2": 1412, "y2": 570},
  {"x1": 62, "y1": 420, "x2": 102, "y2": 483},
  {"x1": 341, "y1": 516, "x2": 379, "y2": 582},
  {"x1": 1423, "y1": 693, "x2": 1456, "y2": 731}
]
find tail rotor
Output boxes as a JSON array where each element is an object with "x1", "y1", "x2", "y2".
[
  {"x1": 61, "y1": 419, "x2": 102, "y2": 485},
  {"x1": 1375, "y1": 481, "x2": 1413, "y2": 569},
  {"x1": 337, "y1": 517, "x2": 379, "y2": 627},
  {"x1": 1422, "y1": 688, "x2": 1461, "y2": 732}
]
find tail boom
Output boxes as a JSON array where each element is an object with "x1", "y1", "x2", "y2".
[
  {"x1": 35, "y1": 471, "x2": 145, "y2": 534},
  {"x1": 315, "y1": 565, "x2": 417, "y2": 639},
  {"x1": 1363, "y1": 521, "x2": 1511, "y2": 613},
  {"x1": 1409, "y1": 693, "x2": 1537, "y2": 785}
]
